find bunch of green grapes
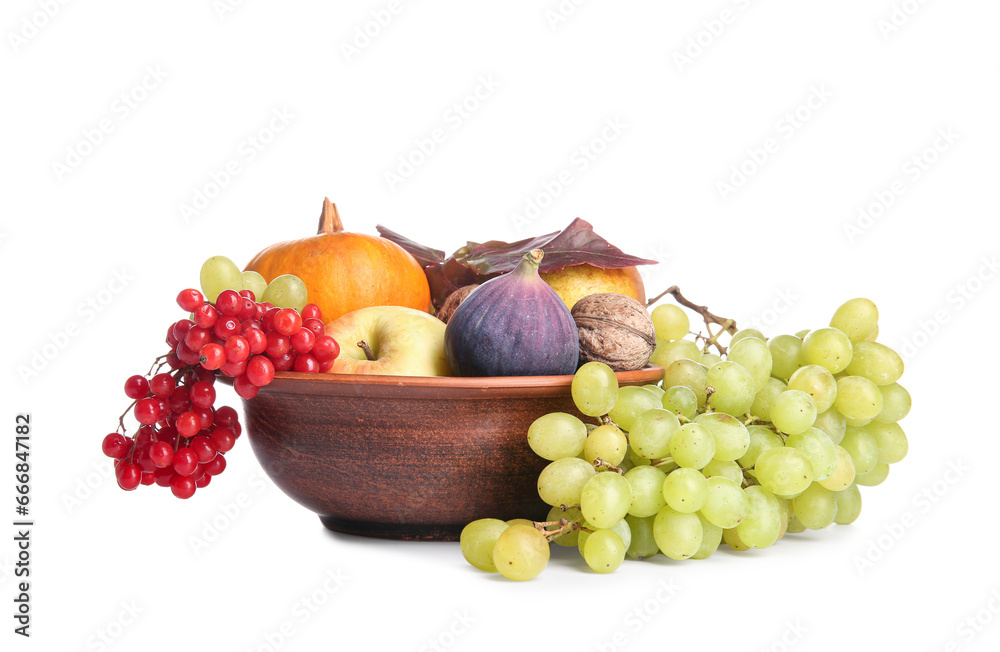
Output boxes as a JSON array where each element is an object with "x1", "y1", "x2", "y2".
[
  {"x1": 461, "y1": 298, "x2": 910, "y2": 579},
  {"x1": 200, "y1": 255, "x2": 308, "y2": 310}
]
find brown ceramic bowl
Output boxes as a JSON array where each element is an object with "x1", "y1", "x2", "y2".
[{"x1": 240, "y1": 365, "x2": 663, "y2": 541}]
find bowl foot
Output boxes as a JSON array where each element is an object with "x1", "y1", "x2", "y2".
[{"x1": 319, "y1": 515, "x2": 462, "y2": 541}]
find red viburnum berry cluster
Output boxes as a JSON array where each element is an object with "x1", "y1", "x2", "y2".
[{"x1": 101, "y1": 288, "x2": 340, "y2": 499}]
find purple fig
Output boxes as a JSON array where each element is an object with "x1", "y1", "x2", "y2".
[{"x1": 444, "y1": 249, "x2": 580, "y2": 377}]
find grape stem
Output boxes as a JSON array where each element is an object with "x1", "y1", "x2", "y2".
[
  {"x1": 647, "y1": 285, "x2": 738, "y2": 354},
  {"x1": 534, "y1": 515, "x2": 586, "y2": 542},
  {"x1": 592, "y1": 457, "x2": 625, "y2": 475}
]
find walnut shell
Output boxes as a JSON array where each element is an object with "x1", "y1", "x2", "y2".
[
  {"x1": 572, "y1": 293, "x2": 656, "y2": 371},
  {"x1": 435, "y1": 284, "x2": 479, "y2": 324}
]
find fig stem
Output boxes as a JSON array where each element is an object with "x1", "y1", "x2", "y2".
[
  {"x1": 646, "y1": 285, "x2": 738, "y2": 335},
  {"x1": 318, "y1": 197, "x2": 345, "y2": 235},
  {"x1": 357, "y1": 340, "x2": 376, "y2": 361}
]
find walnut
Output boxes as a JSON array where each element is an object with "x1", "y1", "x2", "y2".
[
  {"x1": 435, "y1": 284, "x2": 479, "y2": 323},
  {"x1": 572, "y1": 293, "x2": 656, "y2": 371}
]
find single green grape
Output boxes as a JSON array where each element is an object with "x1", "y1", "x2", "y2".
[
  {"x1": 723, "y1": 526, "x2": 752, "y2": 551},
  {"x1": 770, "y1": 390, "x2": 818, "y2": 435},
  {"x1": 625, "y1": 465, "x2": 668, "y2": 517},
  {"x1": 669, "y1": 423, "x2": 716, "y2": 469},
  {"x1": 571, "y1": 362, "x2": 620, "y2": 417},
  {"x1": 629, "y1": 408, "x2": 680, "y2": 459},
  {"x1": 835, "y1": 376, "x2": 883, "y2": 422},
  {"x1": 840, "y1": 426, "x2": 881, "y2": 475},
  {"x1": 856, "y1": 462, "x2": 890, "y2": 487},
  {"x1": 834, "y1": 484, "x2": 863, "y2": 524},
  {"x1": 662, "y1": 385, "x2": 698, "y2": 419},
  {"x1": 701, "y1": 459, "x2": 743, "y2": 485},
  {"x1": 736, "y1": 485, "x2": 782, "y2": 548},
  {"x1": 661, "y1": 359, "x2": 709, "y2": 408},
  {"x1": 527, "y1": 412, "x2": 588, "y2": 461},
  {"x1": 750, "y1": 377, "x2": 786, "y2": 421},
  {"x1": 791, "y1": 483, "x2": 838, "y2": 530},
  {"x1": 537, "y1": 457, "x2": 596, "y2": 507},
  {"x1": 730, "y1": 328, "x2": 767, "y2": 347},
  {"x1": 813, "y1": 408, "x2": 847, "y2": 444},
  {"x1": 262, "y1": 274, "x2": 309, "y2": 311},
  {"x1": 200, "y1": 256, "x2": 244, "y2": 302},
  {"x1": 651, "y1": 339, "x2": 703, "y2": 369},
  {"x1": 460, "y1": 518, "x2": 509, "y2": 572},
  {"x1": 801, "y1": 328, "x2": 853, "y2": 374},
  {"x1": 830, "y1": 298, "x2": 879, "y2": 344},
  {"x1": 653, "y1": 505, "x2": 704, "y2": 560},
  {"x1": 706, "y1": 361, "x2": 755, "y2": 416},
  {"x1": 583, "y1": 424, "x2": 628, "y2": 466},
  {"x1": 875, "y1": 383, "x2": 911, "y2": 423},
  {"x1": 768, "y1": 334, "x2": 804, "y2": 381},
  {"x1": 625, "y1": 514, "x2": 660, "y2": 560},
  {"x1": 607, "y1": 386, "x2": 661, "y2": 432},
  {"x1": 739, "y1": 425, "x2": 784, "y2": 469},
  {"x1": 694, "y1": 412, "x2": 750, "y2": 462},
  {"x1": 844, "y1": 341, "x2": 903, "y2": 386},
  {"x1": 578, "y1": 518, "x2": 632, "y2": 555},
  {"x1": 241, "y1": 270, "x2": 268, "y2": 299},
  {"x1": 580, "y1": 472, "x2": 633, "y2": 529},
  {"x1": 753, "y1": 447, "x2": 813, "y2": 497},
  {"x1": 547, "y1": 505, "x2": 583, "y2": 547},
  {"x1": 643, "y1": 384, "x2": 665, "y2": 399},
  {"x1": 700, "y1": 476, "x2": 749, "y2": 529},
  {"x1": 786, "y1": 515, "x2": 807, "y2": 534},
  {"x1": 492, "y1": 524, "x2": 550, "y2": 581},
  {"x1": 818, "y1": 445, "x2": 856, "y2": 491},
  {"x1": 727, "y1": 337, "x2": 773, "y2": 392},
  {"x1": 866, "y1": 421, "x2": 908, "y2": 465},
  {"x1": 691, "y1": 513, "x2": 724, "y2": 559},
  {"x1": 787, "y1": 364, "x2": 838, "y2": 413},
  {"x1": 786, "y1": 427, "x2": 837, "y2": 481},
  {"x1": 582, "y1": 529, "x2": 626, "y2": 573},
  {"x1": 700, "y1": 352, "x2": 723, "y2": 367},
  {"x1": 650, "y1": 304, "x2": 690, "y2": 341},
  {"x1": 662, "y1": 467, "x2": 709, "y2": 513}
]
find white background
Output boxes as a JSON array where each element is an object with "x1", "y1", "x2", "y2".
[{"x1": 3, "y1": 1, "x2": 999, "y2": 650}]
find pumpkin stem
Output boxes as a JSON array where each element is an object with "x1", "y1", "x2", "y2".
[{"x1": 318, "y1": 197, "x2": 345, "y2": 235}]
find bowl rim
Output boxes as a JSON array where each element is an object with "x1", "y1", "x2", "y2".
[{"x1": 241, "y1": 365, "x2": 664, "y2": 399}]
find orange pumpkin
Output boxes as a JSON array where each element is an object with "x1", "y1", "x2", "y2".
[{"x1": 245, "y1": 198, "x2": 432, "y2": 323}]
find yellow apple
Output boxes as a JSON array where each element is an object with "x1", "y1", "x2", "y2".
[
  {"x1": 541, "y1": 264, "x2": 646, "y2": 311},
  {"x1": 324, "y1": 306, "x2": 451, "y2": 376}
]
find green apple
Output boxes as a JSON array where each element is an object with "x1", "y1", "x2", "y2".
[{"x1": 324, "y1": 306, "x2": 451, "y2": 376}]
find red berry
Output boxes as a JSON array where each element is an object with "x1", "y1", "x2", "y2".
[
  {"x1": 193, "y1": 406, "x2": 214, "y2": 430},
  {"x1": 224, "y1": 335, "x2": 250, "y2": 363},
  {"x1": 134, "y1": 398, "x2": 161, "y2": 425},
  {"x1": 214, "y1": 406, "x2": 238, "y2": 428},
  {"x1": 193, "y1": 366, "x2": 216, "y2": 384},
  {"x1": 302, "y1": 318, "x2": 325, "y2": 338},
  {"x1": 116, "y1": 463, "x2": 142, "y2": 491},
  {"x1": 265, "y1": 332, "x2": 290, "y2": 358},
  {"x1": 232, "y1": 422, "x2": 242, "y2": 438},
  {"x1": 184, "y1": 326, "x2": 211, "y2": 351},
  {"x1": 153, "y1": 467, "x2": 175, "y2": 487},
  {"x1": 290, "y1": 328, "x2": 315, "y2": 354},
  {"x1": 293, "y1": 353, "x2": 319, "y2": 373},
  {"x1": 176, "y1": 411, "x2": 201, "y2": 438},
  {"x1": 140, "y1": 472, "x2": 156, "y2": 486},
  {"x1": 312, "y1": 336, "x2": 340, "y2": 362},
  {"x1": 301, "y1": 303, "x2": 322, "y2": 321},
  {"x1": 261, "y1": 307, "x2": 280, "y2": 332},
  {"x1": 171, "y1": 319, "x2": 194, "y2": 343},
  {"x1": 150, "y1": 373, "x2": 176, "y2": 397},
  {"x1": 176, "y1": 289, "x2": 205, "y2": 312},
  {"x1": 175, "y1": 341, "x2": 201, "y2": 365},
  {"x1": 215, "y1": 289, "x2": 242, "y2": 317},
  {"x1": 233, "y1": 374, "x2": 259, "y2": 399},
  {"x1": 166, "y1": 324, "x2": 179, "y2": 347},
  {"x1": 237, "y1": 298, "x2": 257, "y2": 322},
  {"x1": 318, "y1": 358, "x2": 335, "y2": 373},
  {"x1": 166, "y1": 352, "x2": 184, "y2": 370},
  {"x1": 170, "y1": 475, "x2": 197, "y2": 499},
  {"x1": 193, "y1": 303, "x2": 219, "y2": 329},
  {"x1": 214, "y1": 316, "x2": 240, "y2": 340},
  {"x1": 173, "y1": 448, "x2": 199, "y2": 476},
  {"x1": 190, "y1": 435, "x2": 217, "y2": 463},
  {"x1": 209, "y1": 427, "x2": 236, "y2": 453},
  {"x1": 102, "y1": 433, "x2": 130, "y2": 459},
  {"x1": 244, "y1": 328, "x2": 267, "y2": 355},
  {"x1": 124, "y1": 375, "x2": 150, "y2": 399},
  {"x1": 273, "y1": 308, "x2": 303, "y2": 336},
  {"x1": 190, "y1": 381, "x2": 216, "y2": 408},
  {"x1": 195, "y1": 474, "x2": 212, "y2": 488},
  {"x1": 149, "y1": 441, "x2": 175, "y2": 468},
  {"x1": 203, "y1": 454, "x2": 227, "y2": 476},
  {"x1": 271, "y1": 352, "x2": 295, "y2": 372},
  {"x1": 199, "y1": 343, "x2": 226, "y2": 370},
  {"x1": 169, "y1": 386, "x2": 192, "y2": 413},
  {"x1": 219, "y1": 358, "x2": 248, "y2": 378}
]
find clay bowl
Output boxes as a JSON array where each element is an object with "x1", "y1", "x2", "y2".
[{"x1": 240, "y1": 365, "x2": 663, "y2": 541}]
